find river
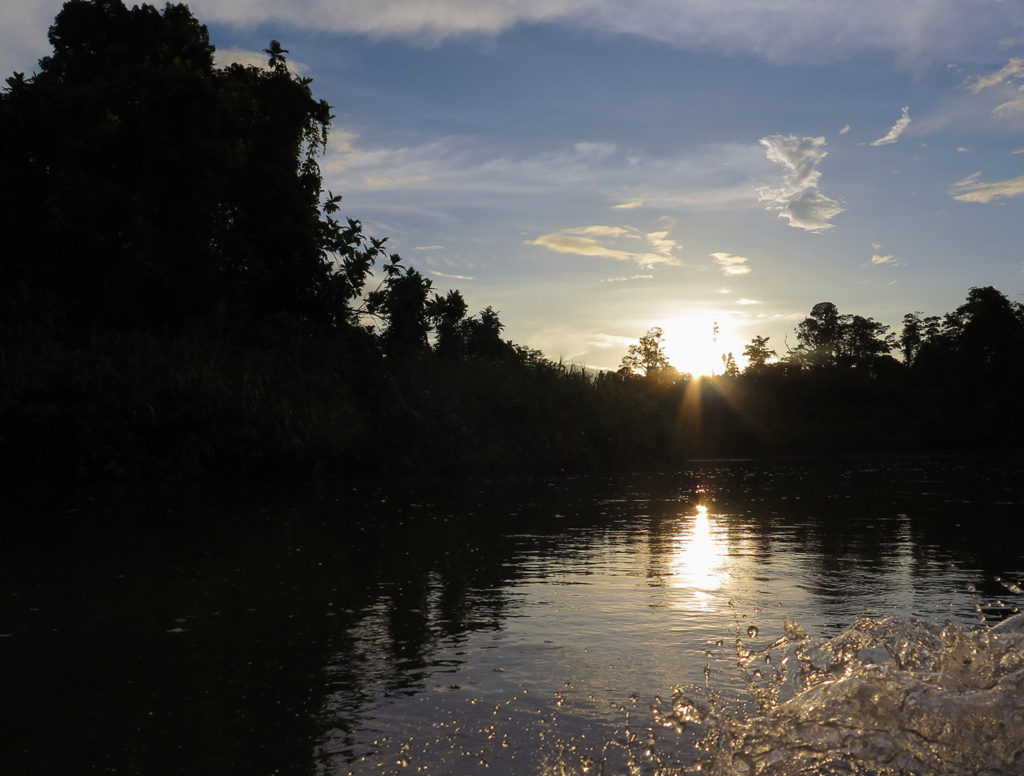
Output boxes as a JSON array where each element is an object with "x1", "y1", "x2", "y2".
[{"x1": 3, "y1": 458, "x2": 1023, "y2": 774}]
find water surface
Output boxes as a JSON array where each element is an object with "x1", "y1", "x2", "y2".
[{"x1": 3, "y1": 459, "x2": 1022, "y2": 774}]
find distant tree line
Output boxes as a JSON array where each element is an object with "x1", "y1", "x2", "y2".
[
  {"x1": 1, "y1": 0, "x2": 1021, "y2": 483},
  {"x1": 612, "y1": 286, "x2": 1024, "y2": 455}
]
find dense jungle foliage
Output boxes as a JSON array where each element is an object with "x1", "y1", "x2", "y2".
[{"x1": 2, "y1": 0, "x2": 1023, "y2": 483}]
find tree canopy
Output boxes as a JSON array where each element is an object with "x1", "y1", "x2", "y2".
[
  {"x1": 0, "y1": 0, "x2": 378, "y2": 332},
  {"x1": 619, "y1": 327, "x2": 674, "y2": 378}
]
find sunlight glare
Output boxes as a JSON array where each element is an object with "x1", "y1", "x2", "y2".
[
  {"x1": 669, "y1": 504, "x2": 729, "y2": 609},
  {"x1": 658, "y1": 314, "x2": 743, "y2": 377}
]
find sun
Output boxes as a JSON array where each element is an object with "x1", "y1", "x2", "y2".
[{"x1": 658, "y1": 314, "x2": 743, "y2": 377}]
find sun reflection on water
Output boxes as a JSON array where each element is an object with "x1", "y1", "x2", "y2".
[{"x1": 669, "y1": 504, "x2": 729, "y2": 609}]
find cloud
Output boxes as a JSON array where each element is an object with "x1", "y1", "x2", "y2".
[
  {"x1": 613, "y1": 199, "x2": 644, "y2": 210},
  {"x1": 323, "y1": 131, "x2": 758, "y2": 210},
  {"x1": 949, "y1": 171, "x2": 1024, "y2": 203},
  {"x1": 528, "y1": 227, "x2": 682, "y2": 266},
  {"x1": 414, "y1": 245, "x2": 445, "y2": 250},
  {"x1": 428, "y1": 270, "x2": 474, "y2": 280},
  {"x1": 757, "y1": 135, "x2": 844, "y2": 232},
  {"x1": 588, "y1": 332, "x2": 635, "y2": 349},
  {"x1": 602, "y1": 274, "x2": 655, "y2": 283},
  {"x1": 645, "y1": 230, "x2": 680, "y2": 258},
  {"x1": 870, "y1": 106, "x2": 912, "y2": 146},
  {"x1": 187, "y1": 0, "x2": 1024, "y2": 65},
  {"x1": 839, "y1": 124, "x2": 851, "y2": 135},
  {"x1": 564, "y1": 225, "x2": 636, "y2": 238},
  {"x1": 736, "y1": 298, "x2": 761, "y2": 305},
  {"x1": 4, "y1": 0, "x2": 1024, "y2": 80},
  {"x1": 871, "y1": 254, "x2": 895, "y2": 264},
  {"x1": 363, "y1": 174, "x2": 431, "y2": 188},
  {"x1": 968, "y1": 57, "x2": 1024, "y2": 93},
  {"x1": 712, "y1": 252, "x2": 751, "y2": 276},
  {"x1": 993, "y1": 90, "x2": 1024, "y2": 116},
  {"x1": 1013, "y1": 148, "x2": 1024, "y2": 155}
]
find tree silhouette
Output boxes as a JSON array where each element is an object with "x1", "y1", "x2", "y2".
[
  {"x1": 427, "y1": 289, "x2": 469, "y2": 360},
  {"x1": 0, "y1": 0, "x2": 377, "y2": 332},
  {"x1": 742, "y1": 335, "x2": 776, "y2": 370},
  {"x1": 789, "y1": 302, "x2": 893, "y2": 370},
  {"x1": 619, "y1": 327, "x2": 672, "y2": 378},
  {"x1": 366, "y1": 266, "x2": 434, "y2": 359}
]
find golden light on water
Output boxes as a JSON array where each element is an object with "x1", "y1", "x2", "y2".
[{"x1": 669, "y1": 504, "x2": 729, "y2": 608}]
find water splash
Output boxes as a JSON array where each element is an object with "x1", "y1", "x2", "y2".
[{"x1": 645, "y1": 614, "x2": 1024, "y2": 776}]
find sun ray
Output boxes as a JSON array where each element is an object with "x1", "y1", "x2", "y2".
[{"x1": 657, "y1": 314, "x2": 744, "y2": 377}]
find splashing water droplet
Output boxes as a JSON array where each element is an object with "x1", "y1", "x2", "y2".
[{"x1": 747, "y1": 626, "x2": 759, "y2": 638}]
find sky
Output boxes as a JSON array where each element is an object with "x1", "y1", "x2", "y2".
[{"x1": 4, "y1": 1, "x2": 1024, "y2": 375}]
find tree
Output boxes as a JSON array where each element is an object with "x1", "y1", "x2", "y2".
[
  {"x1": 721, "y1": 352, "x2": 740, "y2": 377},
  {"x1": 0, "y1": 0, "x2": 376, "y2": 331},
  {"x1": 742, "y1": 335, "x2": 776, "y2": 370},
  {"x1": 464, "y1": 306, "x2": 512, "y2": 360},
  {"x1": 619, "y1": 327, "x2": 672, "y2": 378},
  {"x1": 840, "y1": 314, "x2": 895, "y2": 368},
  {"x1": 944, "y1": 286, "x2": 1024, "y2": 371},
  {"x1": 427, "y1": 289, "x2": 469, "y2": 360},
  {"x1": 789, "y1": 302, "x2": 844, "y2": 367},
  {"x1": 366, "y1": 266, "x2": 433, "y2": 359},
  {"x1": 789, "y1": 302, "x2": 893, "y2": 370}
]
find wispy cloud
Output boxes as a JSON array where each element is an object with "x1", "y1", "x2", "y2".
[
  {"x1": 994, "y1": 90, "x2": 1024, "y2": 117},
  {"x1": 428, "y1": 270, "x2": 474, "y2": 280},
  {"x1": 757, "y1": 135, "x2": 844, "y2": 232},
  {"x1": 602, "y1": 274, "x2": 655, "y2": 283},
  {"x1": 949, "y1": 171, "x2": 1024, "y2": 203},
  {"x1": 864, "y1": 251, "x2": 905, "y2": 268},
  {"x1": 188, "y1": 0, "x2": 1024, "y2": 65},
  {"x1": 528, "y1": 225, "x2": 682, "y2": 266},
  {"x1": 870, "y1": 106, "x2": 912, "y2": 146},
  {"x1": 736, "y1": 298, "x2": 761, "y2": 305},
  {"x1": 712, "y1": 252, "x2": 751, "y2": 276},
  {"x1": 564, "y1": 225, "x2": 636, "y2": 238},
  {"x1": 839, "y1": 124, "x2": 851, "y2": 135},
  {"x1": 968, "y1": 57, "x2": 1024, "y2": 93},
  {"x1": 323, "y1": 131, "x2": 758, "y2": 210},
  {"x1": 613, "y1": 199, "x2": 644, "y2": 210},
  {"x1": 414, "y1": 245, "x2": 445, "y2": 251}
]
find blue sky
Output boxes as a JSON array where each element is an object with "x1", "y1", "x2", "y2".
[{"x1": 5, "y1": 1, "x2": 1024, "y2": 374}]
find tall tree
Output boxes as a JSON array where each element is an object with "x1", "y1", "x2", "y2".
[
  {"x1": 619, "y1": 327, "x2": 672, "y2": 378},
  {"x1": 427, "y1": 289, "x2": 469, "y2": 359},
  {"x1": 789, "y1": 302, "x2": 893, "y2": 370},
  {"x1": 366, "y1": 266, "x2": 433, "y2": 359},
  {"x1": 944, "y1": 286, "x2": 1024, "y2": 372},
  {"x1": 0, "y1": 0, "x2": 375, "y2": 331},
  {"x1": 742, "y1": 335, "x2": 777, "y2": 370}
]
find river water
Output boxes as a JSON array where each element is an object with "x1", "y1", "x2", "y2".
[{"x1": 3, "y1": 459, "x2": 1023, "y2": 775}]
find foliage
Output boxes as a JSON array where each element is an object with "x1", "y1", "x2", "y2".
[
  {"x1": 1, "y1": 1, "x2": 1022, "y2": 484},
  {"x1": 0, "y1": 0, "x2": 380, "y2": 332},
  {"x1": 619, "y1": 326, "x2": 675, "y2": 379},
  {"x1": 787, "y1": 302, "x2": 895, "y2": 372},
  {"x1": 742, "y1": 335, "x2": 776, "y2": 369}
]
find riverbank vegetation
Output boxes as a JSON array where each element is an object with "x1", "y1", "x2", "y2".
[{"x1": 2, "y1": 0, "x2": 1022, "y2": 483}]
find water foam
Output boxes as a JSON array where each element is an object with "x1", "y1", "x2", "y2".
[{"x1": 650, "y1": 614, "x2": 1024, "y2": 775}]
